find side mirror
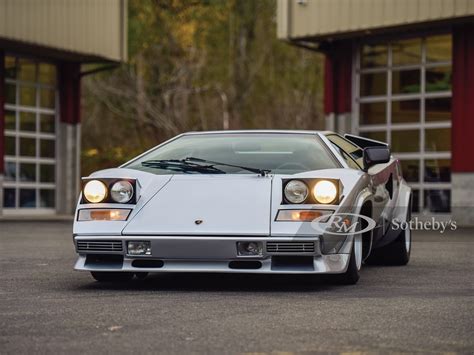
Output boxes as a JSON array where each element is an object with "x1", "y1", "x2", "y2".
[{"x1": 363, "y1": 146, "x2": 390, "y2": 171}]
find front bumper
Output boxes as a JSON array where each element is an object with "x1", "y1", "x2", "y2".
[{"x1": 73, "y1": 235, "x2": 350, "y2": 274}]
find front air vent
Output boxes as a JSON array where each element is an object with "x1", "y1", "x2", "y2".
[
  {"x1": 229, "y1": 261, "x2": 262, "y2": 269},
  {"x1": 266, "y1": 242, "x2": 315, "y2": 254},
  {"x1": 132, "y1": 260, "x2": 164, "y2": 268},
  {"x1": 76, "y1": 240, "x2": 123, "y2": 253}
]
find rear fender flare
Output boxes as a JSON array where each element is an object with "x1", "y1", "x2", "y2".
[{"x1": 375, "y1": 180, "x2": 412, "y2": 248}]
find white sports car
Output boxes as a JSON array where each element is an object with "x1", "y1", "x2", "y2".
[{"x1": 73, "y1": 130, "x2": 412, "y2": 284}]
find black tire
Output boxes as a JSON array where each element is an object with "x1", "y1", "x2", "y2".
[
  {"x1": 331, "y1": 243, "x2": 360, "y2": 285},
  {"x1": 90, "y1": 272, "x2": 135, "y2": 282},
  {"x1": 365, "y1": 227, "x2": 411, "y2": 265},
  {"x1": 135, "y1": 272, "x2": 149, "y2": 280},
  {"x1": 366, "y1": 206, "x2": 411, "y2": 266}
]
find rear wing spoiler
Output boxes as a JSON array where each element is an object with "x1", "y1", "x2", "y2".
[{"x1": 344, "y1": 134, "x2": 389, "y2": 149}]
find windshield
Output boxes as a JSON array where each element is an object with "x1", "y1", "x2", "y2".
[{"x1": 124, "y1": 133, "x2": 339, "y2": 175}]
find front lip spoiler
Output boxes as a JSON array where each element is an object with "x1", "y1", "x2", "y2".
[
  {"x1": 74, "y1": 255, "x2": 350, "y2": 274},
  {"x1": 73, "y1": 235, "x2": 350, "y2": 274}
]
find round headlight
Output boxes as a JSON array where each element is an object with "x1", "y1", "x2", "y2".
[
  {"x1": 83, "y1": 180, "x2": 108, "y2": 203},
  {"x1": 284, "y1": 180, "x2": 309, "y2": 204},
  {"x1": 110, "y1": 181, "x2": 134, "y2": 203},
  {"x1": 313, "y1": 180, "x2": 338, "y2": 204}
]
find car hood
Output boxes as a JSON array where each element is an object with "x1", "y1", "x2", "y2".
[
  {"x1": 122, "y1": 174, "x2": 273, "y2": 236},
  {"x1": 74, "y1": 167, "x2": 367, "y2": 237}
]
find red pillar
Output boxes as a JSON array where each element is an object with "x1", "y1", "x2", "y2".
[
  {"x1": 324, "y1": 42, "x2": 352, "y2": 116},
  {"x1": 324, "y1": 54, "x2": 335, "y2": 116},
  {"x1": 452, "y1": 24, "x2": 474, "y2": 172},
  {"x1": 59, "y1": 62, "x2": 81, "y2": 124},
  {"x1": 0, "y1": 51, "x2": 4, "y2": 175},
  {"x1": 57, "y1": 62, "x2": 82, "y2": 214}
]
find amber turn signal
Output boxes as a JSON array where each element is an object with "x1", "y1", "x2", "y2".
[
  {"x1": 276, "y1": 209, "x2": 332, "y2": 222},
  {"x1": 77, "y1": 209, "x2": 131, "y2": 221}
]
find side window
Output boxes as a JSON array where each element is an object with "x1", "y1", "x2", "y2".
[{"x1": 327, "y1": 134, "x2": 364, "y2": 170}]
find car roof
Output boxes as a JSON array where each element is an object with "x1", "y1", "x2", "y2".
[{"x1": 181, "y1": 130, "x2": 335, "y2": 136}]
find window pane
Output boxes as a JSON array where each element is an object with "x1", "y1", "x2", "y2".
[
  {"x1": 3, "y1": 188, "x2": 16, "y2": 208},
  {"x1": 426, "y1": 66, "x2": 451, "y2": 92},
  {"x1": 360, "y1": 102, "x2": 386, "y2": 125},
  {"x1": 40, "y1": 164, "x2": 55, "y2": 183},
  {"x1": 4, "y1": 56, "x2": 17, "y2": 79},
  {"x1": 412, "y1": 189, "x2": 420, "y2": 213},
  {"x1": 400, "y1": 160, "x2": 419, "y2": 182},
  {"x1": 392, "y1": 100, "x2": 420, "y2": 124},
  {"x1": 391, "y1": 130, "x2": 420, "y2": 152},
  {"x1": 4, "y1": 162, "x2": 16, "y2": 181},
  {"x1": 19, "y1": 85, "x2": 36, "y2": 106},
  {"x1": 426, "y1": 98, "x2": 451, "y2": 122},
  {"x1": 5, "y1": 110, "x2": 16, "y2": 130},
  {"x1": 360, "y1": 131, "x2": 386, "y2": 142},
  {"x1": 5, "y1": 136, "x2": 16, "y2": 156},
  {"x1": 424, "y1": 189, "x2": 450, "y2": 213},
  {"x1": 425, "y1": 159, "x2": 450, "y2": 182},
  {"x1": 38, "y1": 63, "x2": 57, "y2": 85},
  {"x1": 40, "y1": 189, "x2": 55, "y2": 208},
  {"x1": 18, "y1": 58, "x2": 36, "y2": 82},
  {"x1": 19, "y1": 137, "x2": 36, "y2": 157},
  {"x1": 392, "y1": 69, "x2": 420, "y2": 94},
  {"x1": 425, "y1": 128, "x2": 451, "y2": 152},
  {"x1": 40, "y1": 88, "x2": 55, "y2": 109},
  {"x1": 19, "y1": 111, "x2": 36, "y2": 132},
  {"x1": 426, "y1": 35, "x2": 451, "y2": 63},
  {"x1": 6, "y1": 83, "x2": 16, "y2": 104},
  {"x1": 326, "y1": 135, "x2": 364, "y2": 169},
  {"x1": 40, "y1": 139, "x2": 55, "y2": 158},
  {"x1": 40, "y1": 114, "x2": 55, "y2": 133},
  {"x1": 19, "y1": 189, "x2": 36, "y2": 208},
  {"x1": 392, "y1": 38, "x2": 421, "y2": 66},
  {"x1": 360, "y1": 72, "x2": 386, "y2": 96},
  {"x1": 19, "y1": 163, "x2": 36, "y2": 182},
  {"x1": 361, "y1": 44, "x2": 387, "y2": 68}
]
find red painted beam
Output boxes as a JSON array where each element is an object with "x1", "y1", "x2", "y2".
[
  {"x1": 323, "y1": 55, "x2": 334, "y2": 115},
  {"x1": 324, "y1": 42, "x2": 353, "y2": 116},
  {"x1": 452, "y1": 24, "x2": 474, "y2": 172},
  {"x1": 59, "y1": 62, "x2": 81, "y2": 124},
  {"x1": 335, "y1": 44, "x2": 353, "y2": 115},
  {"x1": 0, "y1": 51, "x2": 5, "y2": 174}
]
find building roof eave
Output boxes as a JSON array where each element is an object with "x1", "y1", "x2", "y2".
[
  {"x1": 0, "y1": 37, "x2": 125, "y2": 63},
  {"x1": 285, "y1": 15, "x2": 474, "y2": 50}
]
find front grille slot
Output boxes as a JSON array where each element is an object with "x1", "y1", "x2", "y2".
[
  {"x1": 266, "y1": 242, "x2": 315, "y2": 253},
  {"x1": 76, "y1": 240, "x2": 123, "y2": 252}
]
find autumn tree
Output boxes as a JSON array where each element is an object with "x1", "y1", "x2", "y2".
[{"x1": 81, "y1": 0, "x2": 324, "y2": 175}]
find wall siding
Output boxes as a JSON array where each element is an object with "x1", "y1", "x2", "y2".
[
  {"x1": 278, "y1": 0, "x2": 474, "y2": 39},
  {"x1": 0, "y1": 0, "x2": 127, "y2": 62}
]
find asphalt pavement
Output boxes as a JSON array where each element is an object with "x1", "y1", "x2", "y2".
[{"x1": 0, "y1": 221, "x2": 473, "y2": 354}]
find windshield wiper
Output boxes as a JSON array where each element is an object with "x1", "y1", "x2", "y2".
[
  {"x1": 141, "y1": 159, "x2": 226, "y2": 174},
  {"x1": 184, "y1": 157, "x2": 271, "y2": 176}
]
